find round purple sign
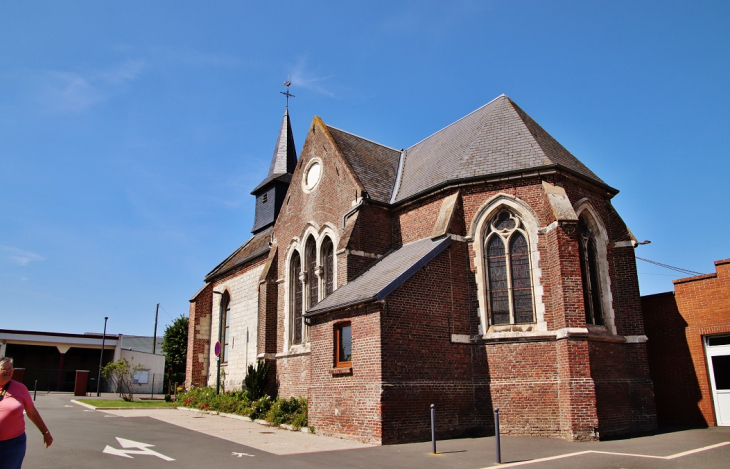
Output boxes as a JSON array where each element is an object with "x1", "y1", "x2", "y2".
[{"x1": 214, "y1": 341, "x2": 221, "y2": 357}]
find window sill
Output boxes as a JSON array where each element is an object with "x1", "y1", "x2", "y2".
[
  {"x1": 276, "y1": 343, "x2": 311, "y2": 359},
  {"x1": 331, "y1": 367, "x2": 352, "y2": 376}
]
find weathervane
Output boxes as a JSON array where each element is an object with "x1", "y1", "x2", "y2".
[{"x1": 280, "y1": 80, "x2": 295, "y2": 108}]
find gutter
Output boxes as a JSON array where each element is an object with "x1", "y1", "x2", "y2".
[{"x1": 342, "y1": 194, "x2": 367, "y2": 229}]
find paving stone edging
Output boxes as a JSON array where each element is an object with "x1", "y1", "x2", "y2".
[
  {"x1": 176, "y1": 406, "x2": 311, "y2": 433},
  {"x1": 70, "y1": 399, "x2": 183, "y2": 411}
]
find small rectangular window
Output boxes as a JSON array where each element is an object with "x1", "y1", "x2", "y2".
[
  {"x1": 335, "y1": 323, "x2": 352, "y2": 367},
  {"x1": 708, "y1": 336, "x2": 730, "y2": 347},
  {"x1": 262, "y1": 193, "x2": 268, "y2": 203}
]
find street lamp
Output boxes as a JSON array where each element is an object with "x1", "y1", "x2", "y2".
[
  {"x1": 96, "y1": 317, "x2": 108, "y2": 397},
  {"x1": 212, "y1": 291, "x2": 223, "y2": 395}
]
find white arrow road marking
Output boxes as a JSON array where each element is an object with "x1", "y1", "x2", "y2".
[
  {"x1": 232, "y1": 452, "x2": 255, "y2": 458},
  {"x1": 103, "y1": 437, "x2": 175, "y2": 461}
]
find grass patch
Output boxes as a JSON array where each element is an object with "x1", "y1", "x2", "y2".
[{"x1": 76, "y1": 399, "x2": 179, "y2": 408}]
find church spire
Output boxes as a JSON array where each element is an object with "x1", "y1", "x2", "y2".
[
  {"x1": 266, "y1": 106, "x2": 297, "y2": 177},
  {"x1": 250, "y1": 82, "x2": 298, "y2": 234}
]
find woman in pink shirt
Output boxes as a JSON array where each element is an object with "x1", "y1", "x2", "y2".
[{"x1": 0, "y1": 357, "x2": 53, "y2": 468}]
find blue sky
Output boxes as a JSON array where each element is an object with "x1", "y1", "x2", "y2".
[{"x1": 1, "y1": 1, "x2": 728, "y2": 336}]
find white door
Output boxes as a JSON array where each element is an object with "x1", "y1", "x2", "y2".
[{"x1": 705, "y1": 336, "x2": 730, "y2": 426}]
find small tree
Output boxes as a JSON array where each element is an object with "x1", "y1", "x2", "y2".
[
  {"x1": 162, "y1": 315, "x2": 188, "y2": 391},
  {"x1": 102, "y1": 357, "x2": 144, "y2": 401},
  {"x1": 243, "y1": 360, "x2": 270, "y2": 400}
]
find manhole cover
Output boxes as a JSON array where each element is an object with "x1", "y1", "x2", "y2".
[{"x1": 259, "y1": 432, "x2": 275, "y2": 434}]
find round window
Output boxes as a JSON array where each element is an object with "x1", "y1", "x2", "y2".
[{"x1": 304, "y1": 161, "x2": 321, "y2": 191}]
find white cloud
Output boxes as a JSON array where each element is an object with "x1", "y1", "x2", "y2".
[
  {"x1": 289, "y1": 58, "x2": 336, "y2": 98},
  {"x1": 34, "y1": 59, "x2": 145, "y2": 113},
  {"x1": 0, "y1": 246, "x2": 46, "y2": 266}
]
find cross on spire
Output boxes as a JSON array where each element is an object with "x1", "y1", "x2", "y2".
[{"x1": 280, "y1": 80, "x2": 295, "y2": 108}]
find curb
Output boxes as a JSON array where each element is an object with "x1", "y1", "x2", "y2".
[
  {"x1": 176, "y1": 406, "x2": 310, "y2": 433},
  {"x1": 70, "y1": 399, "x2": 179, "y2": 411}
]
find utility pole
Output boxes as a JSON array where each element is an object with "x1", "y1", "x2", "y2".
[
  {"x1": 152, "y1": 303, "x2": 159, "y2": 354},
  {"x1": 96, "y1": 317, "x2": 108, "y2": 397}
]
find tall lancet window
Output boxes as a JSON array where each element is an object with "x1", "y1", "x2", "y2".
[
  {"x1": 220, "y1": 292, "x2": 231, "y2": 363},
  {"x1": 321, "y1": 237, "x2": 334, "y2": 297},
  {"x1": 305, "y1": 237, "x2": 318, "y2": 307},
  {"x1": 290, "y1": 252, "x2": 304, "y2": 345},
  {"x1": 484, "y1": 210, "x2": 535, "y2": 325},
  {"x1": 578, "y1": 216, "x2": 604, "y2": 326}
]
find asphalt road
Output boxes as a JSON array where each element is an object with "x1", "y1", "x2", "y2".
[{"x1": 21, "y1": 393, "x2": 730, "y2": 469}]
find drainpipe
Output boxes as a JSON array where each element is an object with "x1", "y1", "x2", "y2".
[{"x1": 342, "y1": 192, "x2": 367, "y2": 229}]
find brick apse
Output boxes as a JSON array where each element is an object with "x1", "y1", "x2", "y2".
[{"x1": 187, "y1": 94, "x2": 657, "y2": 444}]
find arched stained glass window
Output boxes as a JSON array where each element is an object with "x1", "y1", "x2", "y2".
[
  {"x1": 484, "y1": 210, "x2": 535, "y2": 325},
  {"x1": 321, "y1": 237, "x2": 334, "y2": 297},
  {"x1": 510, "y1": 233, "x2": 534, "y2": 324},
  {"x1": 306, "y1": 238, "x2": 318, "y2": 307},
  {"x1": 578, "y1": 216, "x2": 603, "y2": 326},
  {"x1": 220, "y1": 292, "x2": 231, "y2": 363},
  {"x1": 487, "y1": 236, "x2": 509, "y2": 324},
  {"x1": 290, "y1": 252, "x2": 304, "y2": 344}
]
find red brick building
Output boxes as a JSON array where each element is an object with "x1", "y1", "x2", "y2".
[
  {"x1": 642, "y1": 258, "x2": 730, "y2": 427},
  {"x1": 187, "y1": 94, "x2": 657, "y2": 444}
]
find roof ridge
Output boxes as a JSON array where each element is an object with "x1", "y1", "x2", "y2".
[
  {"x1": 326, "y1": 125, "x2": 400, "y2": 152},
  {"x1": 406, "y1": 94, "x2": 507, "y2": 151}
]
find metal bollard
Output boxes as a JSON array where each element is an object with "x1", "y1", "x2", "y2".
[
  {"x1": 494, "y1": 408, "x2": 501, "y2": 464},
  {"x1": 431, "y1": 404, "x2": 437, "y2": 454},
  {"x1": 33, "y1": 380, "x2": 38, "y2": 401}
]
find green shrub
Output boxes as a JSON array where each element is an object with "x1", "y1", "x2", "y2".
[
  {"x1": 243, "y1": 360, "x2": 270, "y2": 400},
  {"x1": 248, "y1": 395, "x2": 272, "y2": 420},
  {"x1": 177, "y1": 387, "x2": 307, "y2": 428},
  {"x1": 266, "y1": 396, "x2": 308, "y2": 428}
]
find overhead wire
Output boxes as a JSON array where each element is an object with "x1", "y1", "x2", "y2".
[{"x1": 635, "y1": 257, "x2": 703, "y2": 277}]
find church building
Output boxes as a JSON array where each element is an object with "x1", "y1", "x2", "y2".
[{"x1": 186, "y1": 93, "x2": 657, "y2": 444}]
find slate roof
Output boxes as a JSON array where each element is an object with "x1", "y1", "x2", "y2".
[
  {"x1": 252, "y1": 108, "x2": 297, "y2": 194},
  {"x1": 391, "y1": 95, "x2": 612, "y2": 202},
  {"x1": 327, "y1": 126, "x2": 401, "y2": 203},
  {"x1": 205, "y1": 226, "x2": 272, "y2": 282},
  {"x1": 305, "y1": 236, "x2": 451, "y2": 316}
]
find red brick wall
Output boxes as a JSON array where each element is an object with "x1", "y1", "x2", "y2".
[
  {"x1": 308, "y1": 304, "x2": 383, "y2": 444},
  {"x1": 642, "y1": 259, "x2": 730, "y2": 426},
  {"x1": 589, "y1": 340, "x2": 656, "y2": 437},
  {"x1": 380, "y1": 245, "x2": 478, "y2": 443},
  {"x1": 481, "y1": 340, "x2": 563, "y2": 437},
  {"x1": 186, "y1": 283, "x2": 213, "y2": 389}
]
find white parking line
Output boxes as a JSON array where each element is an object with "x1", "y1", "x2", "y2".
[{"x1": 481, "y1": 441, "x2": 730, "y2": 468}]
